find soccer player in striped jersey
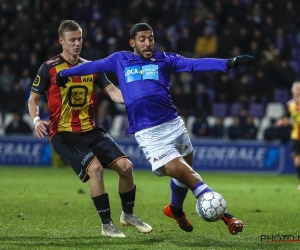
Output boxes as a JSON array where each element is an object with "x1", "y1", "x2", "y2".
[
  {"x1": 28, "y1": 20, "x2": 152, "y2": 238},
  {"x1": 278, "y1": 82, "x2": 300, "y2": 189},
  {"x1": 56, "y1": 22, "x2": 254, "y2": 235}
]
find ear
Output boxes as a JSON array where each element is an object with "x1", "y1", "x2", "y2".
[
  {"x1": 58, "y1": 37, "x2": 63, "y2": 45},
  {"x1": 129, "y1": 39, "x2": 135, "y2": 48}
]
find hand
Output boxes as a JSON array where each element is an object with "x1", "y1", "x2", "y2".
[
  {"x1": 276, "y1": 119, "x2": 283, "y2": 127},
  {"x1": 35, "y1": 119, "x2": 50, "y2": 138},
  {"x1": 55, "y1": 72, "x2": 69, "y2": 88},
  {"x1": 226, "y1": 55, "x2": 254, "y2": 69}
]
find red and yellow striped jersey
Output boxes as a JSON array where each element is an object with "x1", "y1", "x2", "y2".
[
  {"x1": 30, "y1": 55, "x2": 111, "y2": 138},
  {"x1": 287, "y1": 100, "x2": 300, "y2": 139}
]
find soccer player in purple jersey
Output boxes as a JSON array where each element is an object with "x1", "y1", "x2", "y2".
[{"x1": 56, "y1": 22, "x2": 253, "y2": 235}]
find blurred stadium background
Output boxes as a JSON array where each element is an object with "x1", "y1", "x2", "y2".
[{"x1": 0, "y1": 0, "x2": 299, "y2": 174}]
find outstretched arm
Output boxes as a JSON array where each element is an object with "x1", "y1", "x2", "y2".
[
  {"x1": 226, "y1": 55, "x2": 254, "y2": 69},
  {"x1": 56, "y1": 55, "x2": 117, "y2": 88},
  {"x1": 61, "y1": 60, "x2": 103, "y2": 77},
  {"x1": 170, "y1": 54, "x2": 254, "y2": 73},
  {"x1": 56, "y1": 60, "x2": 105, "y2": 88}
]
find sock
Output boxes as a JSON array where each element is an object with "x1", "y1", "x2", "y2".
[
  {"x1": 92, "y1": 193, "x2": 111, "y2": 224},
  {"x1": 192, "y1": 181, "x2": 213, "y2": 199},
  {"x1": 170, "y1": 178, "x2": 188, "y2": 208},
  {"x1": 296, "y1": 166, "x2": 300, "y2": 181},
  {"x1": 170, "y1": 178, "x2": 188, "y2": 217},
  {"x1": 223, "y1": 212, "x2": 234, "y2": 219},
  {"x1": 119, "y1": 185, "x2": 136, "y2": 214}
]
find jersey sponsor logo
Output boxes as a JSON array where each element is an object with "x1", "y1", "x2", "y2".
[
  {"x1": 158, "y1": 153, "x2": 166, "y2": 160},
  {"x1": 68, "y1": 85, "x2": 88, "y2": 107},
  {"x1": 153, "y1": 157, "x2": 158, "y2": 162},
  {"x1": 82, "y1": 77, "x2": 93, "y2": 82},
  {"x1": 142, "y1": 64, "x2": 159, "y2": 80},
  {"x1": 45, "y1": 57, "x2": 60, "y2": 65},
  {"x1": 124, "y1": 64, "x2": 159, "y2": 83},
  {"x1": 52, "y1": 61, "x2": 60, "y2": 66},
  {"x1": 32, "y1": 75, "x2": 40, "y2": 86},
  {"x1": 124, "y1": 66, "x2": 142, "y2": 82},
  {"x1": 31, "y1": 87, "x2": 38, "y2": 92},
  {"x1": 153, "y1": 153, "x2": 166, "y2": 162}
]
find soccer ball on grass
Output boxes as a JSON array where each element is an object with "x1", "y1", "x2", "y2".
[{"x1": 196, "y1": 191, "x2": 227, "y2": 222}]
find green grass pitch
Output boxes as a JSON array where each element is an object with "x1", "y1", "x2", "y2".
[{"x1": 1, "y1": 167, "x2": 300, "y2": 250}]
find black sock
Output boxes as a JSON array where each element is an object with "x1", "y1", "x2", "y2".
[
  {"x1": 119, "y1": 185, "x2": 136, "y2": 214},
  {"x1": 170, "y1": 205, "x2": 184, "y2": 218},
  {"x1": 296, "y1": 166, "x2": 300, "y2": 181},
  {"x1": 92, "y1": 193, "x2": 111, "y2": 224},
  {"x1": 221, "y1": 212, "x2": 234, "y2": 224},
  {"x1": 223, "y1": 212, "x2": 234, "y2": 219}
]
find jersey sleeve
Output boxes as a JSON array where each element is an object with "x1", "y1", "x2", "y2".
[
  {"x1": 285, "y1": 101, "x2": 291, "y2": 117},
  {"x1": 61, "y1": 52, "x2": 119, "y2": 77},
  {"x1": 30, "y1": 63, "x2": 50, "y2": 96},
  {"x1": 166, "y1": 53, "x2": 228, "y2": 73},
  {"x1": 94, "y1": 73, "x2": 113, "y2": 90}
]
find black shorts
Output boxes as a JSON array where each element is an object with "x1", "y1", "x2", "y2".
[
  {"x1": 291, "y1": 139, "x2": 300, "y2": 157},
  {"x1": 51, "y1": 126, "x2": 128, "y2": 182}
]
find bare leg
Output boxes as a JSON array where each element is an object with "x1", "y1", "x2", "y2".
[
  {"x1": 161, "y1": 156, "x2": 202, "y2": 189},
  {"x1": 88, "y1": 158, "x2": 113, "y2": 226},
  {"x1": 111, "y1": 157, "x2": 152, "y2": 233},
  {"x1": 88, "y1": 158, "x2": 105, "y2": 197},
  {"x1": 110, "y1": 157, "x2": 134, "y2": 193},
  {"x1": 168, "y1": 152, "x2": 195, "y2": 210},
  {"x1": 294, "y1": 155, "x2": 300, "y2": 189}
]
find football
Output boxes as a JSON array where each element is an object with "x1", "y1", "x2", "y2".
[{"x1": 196, "y1": 191, "x2": 227, "y2": 222}]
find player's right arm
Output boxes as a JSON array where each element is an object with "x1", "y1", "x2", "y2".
[
  {"x1": 28, "y1": 64, "x2": 50, "y2": 138},
  {"x1": 277, "y1": 102, "x2": 291, "y2": 127},
  {"x1": 59, "y1": 53, "x2": 118, "y2": 78}
]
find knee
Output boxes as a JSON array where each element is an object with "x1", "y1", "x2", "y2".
[
  {"x1": 116, "y1": 159, "x2": 133, "y2": 178},
  {"x1": 87, "y1": 163, "x2": 103, "y2": 178},
  {"x1": 172, "y1": 167, "x2": 202, "y2": 185}
]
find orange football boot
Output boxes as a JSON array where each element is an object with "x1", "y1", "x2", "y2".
[
  {"x1": 163, "y1": 204, "x2": 193, "y2": 232},
  {"x1": 220, "y1": 213, "x2": 245, "y2": 235}
]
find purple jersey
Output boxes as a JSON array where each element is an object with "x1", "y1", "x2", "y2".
[{"x1": 61, "y1": 51, "x2": 228, "y2": 133}]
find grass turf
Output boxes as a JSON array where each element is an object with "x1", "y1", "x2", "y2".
[{"x1": 1, "y1": 167, "x2": 300, "y2": 250}]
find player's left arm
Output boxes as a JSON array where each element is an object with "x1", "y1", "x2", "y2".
[
  {"x1": 167, "y1": 53, "x2": 253, "y2": 73},
  {"x1": 95, "y1": 73, "x2": 124, "y2": 104},
  {"x1": 277, "y1": 103, "x2": 291, "y2": 126},
  {"x1": 105, "y1": 85, "x2": 124, "y2": 104}
]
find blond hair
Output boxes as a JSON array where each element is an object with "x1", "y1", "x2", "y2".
[{"x1": 58, "y1": 20, "x2": 81, "y2": 38}]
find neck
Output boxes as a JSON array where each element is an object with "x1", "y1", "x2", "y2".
[{"x1": 60, "y1": 52, "x2": 79, "y2": 65}]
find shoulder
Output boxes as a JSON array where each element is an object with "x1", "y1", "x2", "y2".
[
  {"x1": 79, "y1": 57, "x2": 91, "y2": 63},
  {"x1": 38, "y1": 55, "x2": 65, "y2": 73},
  {"x1": 44, "y1": 55, "x2": 63, "y2": 68},
  {"x1": 153, "y1": 52, "x2": 181, "y2": 59},
  {"x1": 286, "y1": 99, "x2": 294, "y2": 107},
  {"x1": 110, "y1": 51, "x2": 134, "y2": 59}
]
